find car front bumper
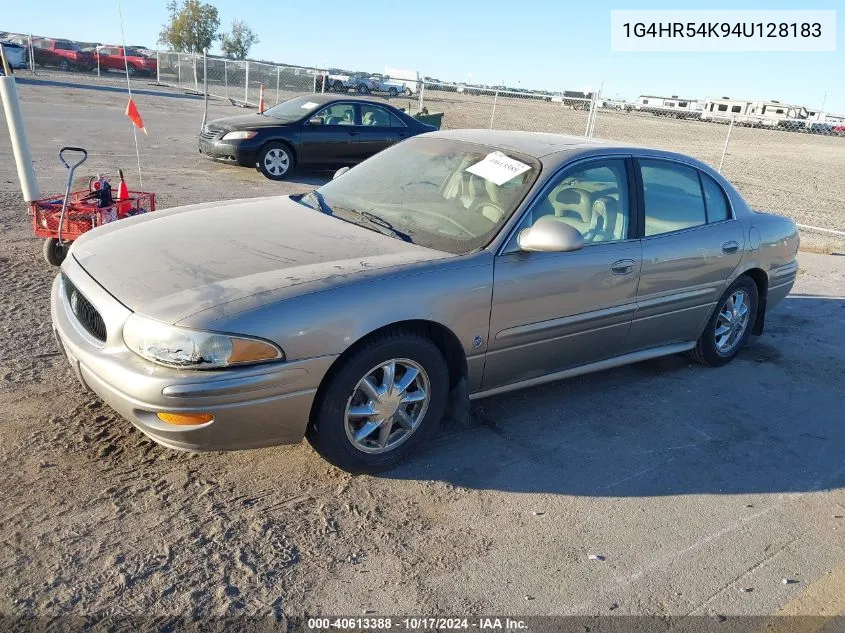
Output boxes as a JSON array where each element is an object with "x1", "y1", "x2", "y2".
[
  {"x1": 51, "y1": 255, "x2": 337, "y2": 452},
  {"x1": 198, "y1": 135, "x2": 260, "y2": 167}
]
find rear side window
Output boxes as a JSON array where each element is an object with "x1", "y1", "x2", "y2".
[
  {"x1": 640, "y1": 160, "x2": 706, "y2": 236},
  {"x1": 700, "y1": 173, "x2": 730, "y2": 222}
]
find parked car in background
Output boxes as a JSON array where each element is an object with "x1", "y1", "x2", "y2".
[
  {"x1": 199, "y1": 94, "x2": 436, "y2": 180},
  {"x1": 358, "y1": 74, "x2": 414, "y2": 97},
  {"x1": 55, "y1": 130, "x2": 798, "y2": 472},
  {"x1": 0, "y1": 40, "x2": 27, "y2": 71},
  {"x1": 32, "y1": 38, "x2": 95, "y2": 71},
  {"x1": 95, "y1": 46, "x2": 157, "y2": 76}
]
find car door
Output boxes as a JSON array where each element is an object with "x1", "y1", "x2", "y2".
[
  {"x1": 483, "y1": 157, "x2": 643, "y2": 390},
  {"x1": 298, "y1": 102, "x2": 359, "y2": 165},
  {"x1": 629, "y1": 157, "x2": 745, "y2": 349},
  {"x1": 354, "y1": 104, "x2": 408, "y2": 160}
]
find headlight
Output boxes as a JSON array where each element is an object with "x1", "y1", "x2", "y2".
[
  {"x1": 221, "y1": 130, "x2": 258, "y2": 141},
  {"x1": 123, "y1": 314, "x2": 283, "y2": 369}
]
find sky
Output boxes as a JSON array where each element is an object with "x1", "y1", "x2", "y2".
[{"x1": 3, "y1": 0, "x2": 843, "y2": 112}]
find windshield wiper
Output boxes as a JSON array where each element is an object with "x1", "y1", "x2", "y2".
[
  {"x1": 301, "y1": 190, "x2": 334, "y2": 215},
  {"x1": 356, "y1": 211, "x2": 413, "y2": 243}
]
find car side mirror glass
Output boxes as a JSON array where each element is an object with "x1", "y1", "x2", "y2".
[
  {"x1": 308, "y1": 117, "x2": 323, "y2": 126},
  {"x1": 517, "y1": 216, "x2": 585, "y2": 253},
  {"x1": 333, "y1": 166, "x2": 350, "y2": 180}
]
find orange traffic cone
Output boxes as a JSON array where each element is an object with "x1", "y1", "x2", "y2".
[
  {"x1": 258, "y1": 83, "x2": 265, "y2": 113},
  {"x1": 116, "y1": 169, "x2": 131, "y2": 215}
]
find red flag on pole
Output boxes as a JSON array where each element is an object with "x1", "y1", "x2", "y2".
[{"x1": 125, "y1": 97, "x2": 147, "y2": 135}]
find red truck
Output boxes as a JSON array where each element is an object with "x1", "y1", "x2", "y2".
[
  {"x1": 96, "y1": 46, "x2": 157, "y2": 77},
  {"x1": 32, "y1": 39, "x2": 95, "y2": 72}
]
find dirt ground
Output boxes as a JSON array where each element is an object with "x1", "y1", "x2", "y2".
[{"x1": 1, "y1": 77, "x2": 844, "y2": 630}]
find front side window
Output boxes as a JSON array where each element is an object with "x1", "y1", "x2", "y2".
[
  {"x1": 304, "y1": 137, "x2": 540, "y2": 254},
  {"x1": 520, "y1": 159, "x2": 630, "y2": 244},
  {"x1": 315, "y1": 103, "x2": 355, "y2": 125},
  {"x1": 640, "y1": 160, "x2": 706, "y2": 236}
]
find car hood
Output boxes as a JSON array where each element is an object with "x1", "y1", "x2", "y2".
[
  {"x1": 206, "y1": 114, "x2": 294, "y2": 132},
  {"x1": 71, "y1": 196, "x2": 449, "y2": 324}
]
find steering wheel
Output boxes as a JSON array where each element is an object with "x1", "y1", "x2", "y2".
[{"x1": 472, "y1": 201, "x2": 506, "y2": 223}]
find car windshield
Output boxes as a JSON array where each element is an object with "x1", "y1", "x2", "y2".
[
  {"x1": 310, "y1": 137, "x2": 541, "y2": 255},
  {"x1": 262, "y1": 96, "x2": 323, "y2": 122},
  {"x1": 124, "y1": 48, "x2": 142, "y2": 56}
]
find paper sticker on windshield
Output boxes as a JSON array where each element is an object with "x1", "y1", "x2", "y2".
[
  {"x1": 465, "y1": 151, "x2": 530, "y2": 186},
  {"x1": 301, "y1": 101, "x2": 319, "y2": 109}
]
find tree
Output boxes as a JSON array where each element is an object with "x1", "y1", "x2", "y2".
[
  {"x1": 221, "y1": 20, "x2": 259, "y2": 59},
  {"x1": 158, "y1": 0, "x2": 221, "y2": 53}
]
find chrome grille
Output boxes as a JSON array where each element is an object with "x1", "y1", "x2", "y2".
[
  {"x1": 199, "y1": 127, "x2": 220, "y2": 140},
  {"x1": 62, "y1": 274, "x2": 106, "y2": 342}
]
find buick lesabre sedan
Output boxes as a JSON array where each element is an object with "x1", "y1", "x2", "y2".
[{"x1": 52, "y1": 130, "x2": 799, "y2": 473}]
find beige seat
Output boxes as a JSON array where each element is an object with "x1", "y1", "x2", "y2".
[
  {"x1": 362, "y1": 111, "x2": 375, "y2": 126},
  {"x1": 591, "y1": 195, "x2": 625, "y2": 241},
  {"x1": 550, "y1": 187, "x2": 593, "y2": 235}
]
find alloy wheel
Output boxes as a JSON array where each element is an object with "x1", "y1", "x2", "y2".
[
  {"x1": 714, "y1": 289, "x2": 750, "y2": 354},
  {"x1": 344, "y1": 359, "x2": 430, "y2": 454}
]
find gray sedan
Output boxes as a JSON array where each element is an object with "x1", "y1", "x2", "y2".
[{"x1": 51, "y1": 130, "x2": 799, "y2": 472}]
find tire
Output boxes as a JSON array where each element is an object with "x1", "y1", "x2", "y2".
[
  {"x1": 403, "y1": 87, "x2": 412, "y2": 97},
  {"x1": 43, "y1": 238, "x2": 68, "y2": 266},
  {"x1": 357, "y1": 84, "x2": 370, "y2": 94},
  {"x1": 690, "y1": 275, "x2": 758, "y2": 367},
  {"x1": 332, "y1": 80, "x2": 344, "y2": 92},
  {"x1": 59, "y1": 60, "x2": 70, "y2": 72},
  {"x1": 256, "y1": 142, "x2": 294, "y2": 181},
  {"x1": 388, "y1": 87, "x2": 398, "y2": 98},
  {"x1": 127, "y1": 65, "x2": 137, "y2": 76},
  {"x1": 307, "y1": 330, "x2": 450, "y2": 473}
]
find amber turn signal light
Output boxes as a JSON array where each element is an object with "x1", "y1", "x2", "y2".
[{"x1": 156, "y1": 412, "x2": 213, "y2": 426}]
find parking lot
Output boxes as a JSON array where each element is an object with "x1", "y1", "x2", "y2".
[{"x1": 1, "y1": 77, "x2": 844, "y2": 626}]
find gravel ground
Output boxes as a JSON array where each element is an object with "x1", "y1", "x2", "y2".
[{"x1": 1, "y1": 76, "x2": 844, "y2": 630}]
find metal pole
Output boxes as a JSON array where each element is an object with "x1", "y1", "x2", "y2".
[
  {"x1": 321, "y1": 68, "x2": 325, "y2": 94},
  {"x1": 276, "y1": 66, "x2": 280, "y2": 104},
  {"x1": 244, "y1": 61, "x2": 249, "y2": 105},
  {"x1": 201, "y1": 49, "x2": 208, "y2": 132},
  {"x1": 28, "y1": 34, "x2": 35, "y2": 74},
  {"x1": 312, "y1": 66, "x2": 317, "y2": 94},
  {"x1": 224, "y1": 60, "x2": 228, "y2": 98},
  {"x1": 96, "y1": 47, "x2": 100, "y2": 77},
  {"x1": 156, "y1": 50, "x2": 160, "y2": 84},
  {"x1": 718, "y1": 115, "x2": 735, "y2": 173},
  {"x1": 193, "y1": 52, "x2": 199, "y2": 92},
  {"x1": 489, "y1": 91, "x2": 498, "y2": 130},
  {"x1": 177, "y1": 54, "x2": 182, "y2": 87},
  {"x1": 418, "y1": 80, "x2": 425, "y2": 112}
]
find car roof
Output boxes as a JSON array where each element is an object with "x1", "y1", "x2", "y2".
[{"x1": 427, "y1": 129, "x2": 636, "y2": 157}]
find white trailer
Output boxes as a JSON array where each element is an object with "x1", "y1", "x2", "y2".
[
  {"x1": 631, "y1": 95, "x2": 702, "y2": 118},
  {"x1": 700, "y1": 98, "x2": 807, "y2": 127}
]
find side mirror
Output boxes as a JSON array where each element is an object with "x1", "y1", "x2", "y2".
[
  {"x1": 308, "y1": 117, "x2": 323, "y2": 126},
  {"x1": 517, "y1": 216, "x2": 585, "y2": 253},
  {"x1": 333, "y1": 166, "x2": 350, "y2": 180}
]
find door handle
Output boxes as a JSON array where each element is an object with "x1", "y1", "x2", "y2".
[
  {"x1": 610, "y1": 259, "x2": 635, "y2": 275},
  {"x1": 722, "y1": 241, "x2": 739, "y2": 254}
]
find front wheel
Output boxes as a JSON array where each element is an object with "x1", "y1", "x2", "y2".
[
  {"x1": 690, "y1": 276, "x2": 758, "y2": 366},
  {"x1": 403, "y1": 87, "x2": 412, "y2": 97},
  {"x1": 388, "y1": 87, "x2": 398, "y2": 97},
  {"x1": 307, "y1": 331, "x2": 449, "y2": 473},
  {"x1": 59, "y1": 60, "x2": 70, "y2": 72},
  {"x1": 357, "y1": 84, "x2": 370, "y2": 94},
  {"x1": 43, "y1": 238, "x2": 69, "y2": 266},
  {"x1": 256, "y1": 142, "x2": 293, "y2": 180}
]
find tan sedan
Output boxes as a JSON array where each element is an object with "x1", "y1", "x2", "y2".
[{"x1": 51, "y1": 130, "x2": 799, "y2": 472}]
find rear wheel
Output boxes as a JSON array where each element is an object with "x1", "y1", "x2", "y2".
[
  {"x1": 256, "y1": 142, "x2": 293, "y2": 180},
  {"x1": 388, "y1": 87, "x2": 398, "y2": 97},
  {"x1": 332, "y1": 80, "x2": 344, "y2": 92},
  {"x1": 59, "y1": 60, "x2": 70, "y2": 72},
  {"x1": 307, "y1": 331, "x2": 449, "y2": 473},
  {"x1": 403, "y1": 87, "x2": 412, "y2": 97},
  {"x1": 691, "y1": 276, "x2": 758, "y2": 366},
  {"x1": 43, "y1": 238, "x2": 69, "y2": 266},
  {"x1": 127, "y1": 65, "x2": 137, "y2": 76},
  {"x1": 357, "y1": 84, "x2": 370, "y2": 94}
]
